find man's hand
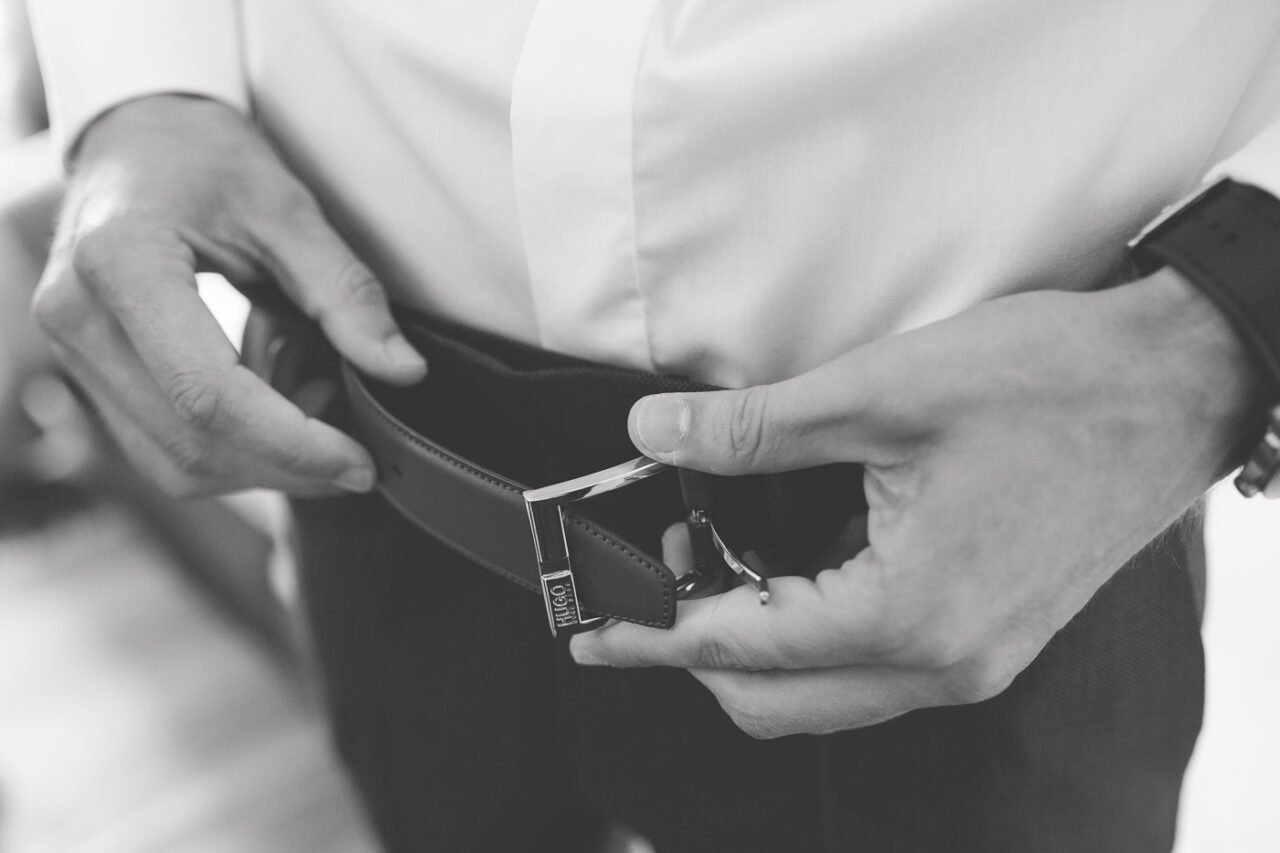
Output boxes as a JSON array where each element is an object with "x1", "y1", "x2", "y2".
[
  {"x1": 571, "y1": 269, "x2": 1261, "y2": 738},
  {"x1": 32, "y1": 95, "x2": 426, "y2": 497}
]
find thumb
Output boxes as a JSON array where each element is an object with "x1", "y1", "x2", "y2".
[{"x1": 628, "y1": 358, "x2": 877, "y2": 475}]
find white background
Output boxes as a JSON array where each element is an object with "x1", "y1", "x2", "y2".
[{"x1": 1176, "y1": 484, "x2": 1280, "y2": 852}]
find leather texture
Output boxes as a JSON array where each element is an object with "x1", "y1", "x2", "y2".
[
  {"x1": 246, "y1": 305, "x2": 866, "y2": 631},
  {"x1": 344, "y1": 361, "x2": 678, "y2": 628},
  {"x1": 336, "y1": 314, "x2": 865, "y2": 632},
  {"x1": 276, "y1": 307, "x2": 1205, "y2": 852}
]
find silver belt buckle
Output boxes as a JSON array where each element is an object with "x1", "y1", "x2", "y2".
[
  {"x1": 523, "y1": 457, "x2": 773, "y2": 637},
  {"x1": 523, "y1": 457, "x2": 669, "y2": 637}
]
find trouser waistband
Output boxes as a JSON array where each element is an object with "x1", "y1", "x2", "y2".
[{"x1": 249, "y1": 306, "x2": 866, "y2": 633}]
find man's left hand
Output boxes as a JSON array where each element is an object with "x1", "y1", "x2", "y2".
[{"x1": 571, "y1": 269, "x2": 1260, "y2": 738}]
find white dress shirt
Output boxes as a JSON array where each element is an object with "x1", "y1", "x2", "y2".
[{"x1": 28, "y1": 0, "x2": 1280, "y2": 386}]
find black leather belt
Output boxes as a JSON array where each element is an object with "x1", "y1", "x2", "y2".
[
  {"x1": 250, "y1": 308, "x2": 865, "y2": 637},
  {"x1": 346, "y1": 361, "x2": 679, "y2": 633}
]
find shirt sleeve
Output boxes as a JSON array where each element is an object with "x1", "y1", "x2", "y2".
[
  {"x1": 1206, "y1": 118, "x2": 1280, "y2": 200},
  {"x1": 26, "y1": 0, "x2": 249, "y2": 160}
]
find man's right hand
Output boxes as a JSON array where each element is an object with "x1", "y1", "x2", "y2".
[{"x1": 32, "y1": 94, "x2": 426, "y2": 497}]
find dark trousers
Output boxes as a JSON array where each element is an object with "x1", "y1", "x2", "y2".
[
  {"x1": 292, "y1": 490, "x2": 1203, "y2": 853},
  {"x1": 278, "y1": 313, "x2": 1204, "y2": 853}
]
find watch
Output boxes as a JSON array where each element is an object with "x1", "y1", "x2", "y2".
[{"x1": 1129, "y1": 177, "x2": 1280, "y2": 497}]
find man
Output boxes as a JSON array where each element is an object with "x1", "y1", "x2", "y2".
[{"x1": 25, "y1": 1, "x2": 1280, "y2": 850}]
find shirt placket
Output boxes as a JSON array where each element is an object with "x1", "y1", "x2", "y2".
[{"x1": 509, "y1": 0, "x2": 661, "y2": 370}]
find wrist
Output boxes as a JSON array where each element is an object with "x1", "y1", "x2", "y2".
[
  {"x1": 1113, "y1": 266, "x2": 1267, "y2": 474},
  {"x1": 73, "y1": 94, "x2": 239, "y2": 169}
]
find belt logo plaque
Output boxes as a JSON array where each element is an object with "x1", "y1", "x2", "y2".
[
  {"x1": 523, "y1": 458, "x2": 671, "y2": 636},
  {"x1": 540, "y1": 568, "x2": 585, "y2": 631}
]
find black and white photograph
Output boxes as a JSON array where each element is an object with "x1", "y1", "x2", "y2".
[{"x1": 1, "y1": 1, "x2": 1280, "y2": 851}]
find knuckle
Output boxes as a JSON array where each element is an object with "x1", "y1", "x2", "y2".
[
  {"x1": 725, "y1": 385, "x2": 771, "y2": 465},
  {"x1": 272, "y1": 432, "x2": 322, "y2": 478},
  {"x1": 110, "y1": 433, "x2": 211, "y2": 498},
  {"x1": 721, "y1": 696, "x2": 783, "y2": 740},
  {"x1": 166, "y1": 437, "x2": 218, "y2": 480},
  {"x1": 161, "y1": 433, "x2": 250, "y2": 495},
  {"x1": 309, "y1": 258, "x2": 389, "y2": 328},
  {"x1": 898, "y1": 622, "x2": 973, "y2": 670},
  {"x1": 71, "y1": 219, "x2": 189, "y2": 293},
  {"x1": 696, "y1": 632, "x2": 749, "y2": 671},
  {"x1": 736, "y1": 716, "x2": 782, "y2": 741},
  {"x1": 336, "y1": 261, "x2": 388, "y2": 312},
  {"x1": 30, "y1": 277, "x2": 90, "y2": 336},
  {"x1": 152, "y1": 465, "x2": 207, "y2": 499},
  {"x1": 950, "y1": 654, "x2": 1019, "y2": 705},
  {"x1": 70, "y1": 220, "x2": 137, "y2": 285},
  {"x1": 167, "y1": 371, "x2": 227, "y2": 431}
]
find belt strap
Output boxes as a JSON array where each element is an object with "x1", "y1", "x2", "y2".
[
  {"x1": 249, "y1": 307, "x2": 866, "y2": 635},
  {"x1": 344, "y1": 361, "x2": 679, "y2": 630}
]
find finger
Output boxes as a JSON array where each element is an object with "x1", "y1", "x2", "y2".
[
  {"x1": 46, "y1": 292, "x2": 356, "y2": 497},
  {"x1": 661, "y1": 522, "x2": 695, "y2": 578},
  {"x1": 67, "y1": 235, "x2": 376, "y2": 489},
  {"x1": 51, "y1": 339, "x2": 196, "y2": 492},
  {"x1": 291, "y1": 378, "x2": 341, "y2": 419},
  {"x1": 689, "y1": 665, "x2": 939, "y2": 739},
  {"x1": 571, "y1": 554, "x2": 907, "y2": 671},
  {"x1": 253, "y1": 201, "x2": 427, "y2": 385},
  {"x1": 61, "y1": 341, "x2": 343, "y2": 498},
  {"x1": 627, "y1": 351, "x2": 900, "y2": 475}
]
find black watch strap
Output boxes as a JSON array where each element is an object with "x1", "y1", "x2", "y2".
[
  {"x1": 1132, "y1": 179, "x2": 1280, "y2": 385},
  {"x1": 1131, "y1": 178, "x2": 1280, "y2": 496}
]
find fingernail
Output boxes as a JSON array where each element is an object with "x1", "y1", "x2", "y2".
[
  {"x1": 634, "y1": 396, "x2": 690, "y2": 456},
  {"x1": 335, "y1": 467, "x2": 376, "y2": 493},
  {"x1": 385, "y1": 336, "x2": 427, "y2": 372}
]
